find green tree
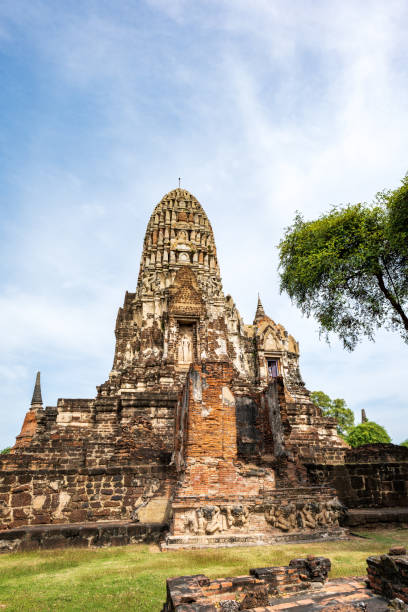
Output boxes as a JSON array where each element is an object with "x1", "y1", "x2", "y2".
[
  {"x1": 310, "y1": 391, "x2": 354, "y2": 437},
  {"x1": 346, "y1": 422, "x2": 391, "y2": 447},
  {"x1": 278, "y1": 175, "x2": 408, "y2": 350},
  {"x1": 1, "y1": 447, "x2": 11, "y2": 455},
  {"x1": 400, "y1": 440, "x2": 408, "y2": 448}
]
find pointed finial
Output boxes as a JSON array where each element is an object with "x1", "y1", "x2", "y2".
[
  {"x1": 254, "y1": 294, "x2": 266, "y2": 324},
  {"x1": 31, "y1": 371, "x2": 43, "y2": 408},
  {"x1": 361, "y1": 408, "x2": 368, "y2": 423},
  {"x1": 178, "y1": 177, "x2": 181, "y2": 188}
]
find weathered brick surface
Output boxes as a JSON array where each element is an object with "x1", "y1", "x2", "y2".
[
  {"x1": 173, "y1": 362, "x2": 262, "y2": 501},
  {"x1": 367, "y1": 550, "x2": 408, "y2": 603},
  {"x1": 14, "y1": 410, "x2": 39, "y2": 448}
]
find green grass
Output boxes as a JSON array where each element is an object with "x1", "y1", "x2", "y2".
[{"x1": 0, "y1": 529, "x2": 407, "y2": 612}]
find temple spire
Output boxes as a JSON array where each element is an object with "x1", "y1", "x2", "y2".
[
  {"x1": 254, "y1": 294, "x2": 266, "y2": 324},
  {"x1": 361, "y1": 408, "x2": 368, "y2": 423},
  {"x1": 31, "y1": 371, "x2": 43, "y2": 408}
]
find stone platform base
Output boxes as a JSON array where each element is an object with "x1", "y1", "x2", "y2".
[
  {"x1": 346, "y1": 506, "x2": 408, "y2": 527},
  {"x1": 0, "y1": 520, "x2": 167, "y2": 553},
  {"x1": 162, "y1": 527, "x2": 347, "y2": 550}
]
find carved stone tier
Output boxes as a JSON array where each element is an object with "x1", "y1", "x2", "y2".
[
  {"x1": 163, "y1": 528, "x2": 347, "y2": 550},
  {"x1": 164, "y1": 489, "x2": 346, "y2": 550}
]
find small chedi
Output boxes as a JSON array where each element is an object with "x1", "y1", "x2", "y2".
[{"x1": 1, "y1": 188, "x2": 408, "y2": 550}]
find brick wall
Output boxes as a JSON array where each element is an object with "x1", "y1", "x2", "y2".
[
  {"x1": 0, "y1": 465, "x2": 176, "y2": 529},
  {"x1": 307, "y1": 444, "x2": 408, "y2": 508},
  {"x1": 0, "y1": 390, "x2": 179, "y2": 530},
  {"x1": 173, "y1": 362, "x2": 266, "y2": 502}
]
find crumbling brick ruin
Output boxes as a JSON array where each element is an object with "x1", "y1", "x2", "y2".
[
  {"x1": 162, "y1": 555, "x2": 332, "y2": 611},
  {"x1": 1, "y1": 188, "x2": 407, "y2": 549},
  {"x1": 162, "y1": 553, "x2": 404, "y2": 611},
  {"x1": 367, "y1": 546, "x2": 408, "y2": 604}
]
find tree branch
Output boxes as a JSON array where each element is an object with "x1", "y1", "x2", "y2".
[
  {"x1": 381, "y1": 255, "x2": 403, "y2": 306},
  {"x1": 375, "y1": 270, "x2": 408, "y2": 331}
]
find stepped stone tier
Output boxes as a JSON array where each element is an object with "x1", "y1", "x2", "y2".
[{"x1": 1, "y1": 188, "x2": 407, "y2": 549}]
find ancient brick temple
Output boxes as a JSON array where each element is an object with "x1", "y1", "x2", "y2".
[{"x1": 1, "y1": 188, "x2": 406, "y2": 549}]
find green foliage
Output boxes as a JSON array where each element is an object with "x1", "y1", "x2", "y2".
[
  {"x1": 400, "y1": 440, "x2": 408, "y2": 448},
  {"x1": 346, "y1": 421, "x2": 391, "y2": 447},
  {"x1": 310, "y1": 390, "x2": 332, "y2": 411},
  {"x1": 1, "y1": 447, "x2": 11, "y2": 455},
  {"x1": 310, "y1": 391, "x2": 354, "y2": 437},
  {"x1": 278, "y1": 175, "x2": 408, "y2": 350},
  {"x1": 380, "y1": 174, "x2": 408, "y2": 260}
]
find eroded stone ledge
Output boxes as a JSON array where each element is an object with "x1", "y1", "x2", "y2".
[{"x1": 0, "y1": 520, "x2": 166, "y2": 553}]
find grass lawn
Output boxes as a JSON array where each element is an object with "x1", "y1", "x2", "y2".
[{"x1": 0, "y1": 528, "x2": 407, "y2": 612}]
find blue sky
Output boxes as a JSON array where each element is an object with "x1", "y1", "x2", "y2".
[{"x1": 1, "y1": 0, "x2": 408, "y2": 449}]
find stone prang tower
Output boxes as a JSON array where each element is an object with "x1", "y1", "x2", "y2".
[{"x1": 1, "y1": 188, "x2": 350, "y2": 548}]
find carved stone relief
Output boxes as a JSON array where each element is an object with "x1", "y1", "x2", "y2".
[
  {"x1": 178, "y1": 252, "x2": 190, "y2": 263},
  {"x1": 264, "y1": 332, "x2": 277, "y2": 351},
  {"x1": 183, "y1": 504, "x2": 250, "y2": 535},
  {"x1": 178, "y1": 325, "x2": 194, "y2": 365},
  {"x1": 265, "y1": 502, "x2": 297, "y2": 531},
  {"x1": 179, "y1": 499, "x2": 342, "y2": 536},
  {"x1": 264, "y1": 499, "x2": 343, "y2": 532},
  {"x1": 199, "y1": 275, "x2": 223, "y2": 299}
]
